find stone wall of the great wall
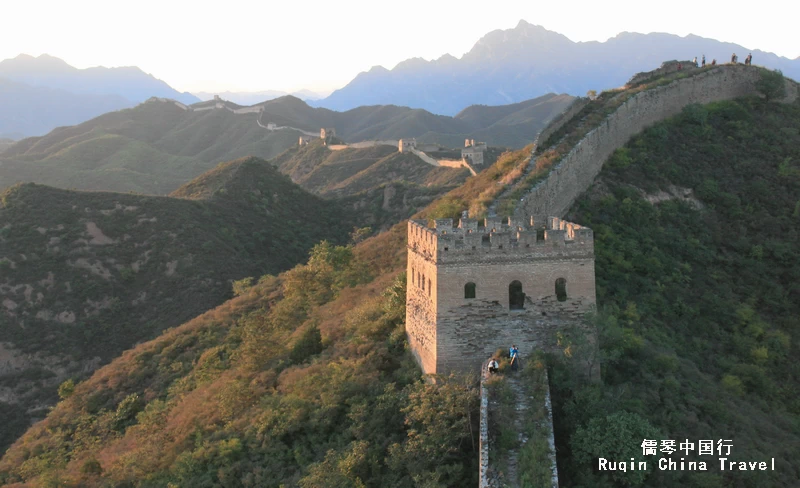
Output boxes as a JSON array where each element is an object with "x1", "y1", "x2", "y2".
[
  {"x1": 535, "y1": 97, "x2": 590, "y2": 148},
  {"x1": 516, "y1": 65, "x2": 798, "y2": 223}
]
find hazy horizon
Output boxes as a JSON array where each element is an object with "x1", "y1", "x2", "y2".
[{"x1": 2, "y1": 0, "x2": 799, "y2": 94}]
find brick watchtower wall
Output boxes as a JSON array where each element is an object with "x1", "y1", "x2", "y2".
[{"x1": 406, "y1": 216, "x2": 595, "y2": 375}]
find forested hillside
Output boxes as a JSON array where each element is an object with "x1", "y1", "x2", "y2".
[
  {"x1": 0, "y1": 157, "x2": 354, "y2": 454},
  {"x1": 0, "y1": 146, "x2": 536, "y2": 487},
  {"x1": 554, "y1": 96, "x2": 800, "y2": 487}
]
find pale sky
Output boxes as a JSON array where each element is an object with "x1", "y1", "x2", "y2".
[{"x1": 2, "y1": 0, "x2": 798, "y2": 94}]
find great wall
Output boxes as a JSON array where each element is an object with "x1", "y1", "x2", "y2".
[
  {"x1": 403, "y1": 63, "x2": 800, "y2": 487},
  {"x1": 154, "y1": 64, "x2": 800, "y2": 487},
  {"x1": 516, "y1": 64, "x2": 799, "y2": 224},
  {"x1": 145, "y1": 97, "x2": 485, "y2": 173}
]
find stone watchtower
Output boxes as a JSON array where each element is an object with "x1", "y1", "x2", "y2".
[{"x1": 405, "y1": 216, "x2": 595, "y2": 375}]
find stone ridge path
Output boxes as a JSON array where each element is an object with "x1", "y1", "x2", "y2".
[
  {"x1": 486, "y1": 152, "x2": 534, "y2": 219},
  {"x1": 489, "y1": 370, "x2": 533, "y2": 488}
]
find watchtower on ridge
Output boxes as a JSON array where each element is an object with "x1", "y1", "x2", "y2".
[{"x1": 405, "y1": 215, "x2": 596, "y2": 375}]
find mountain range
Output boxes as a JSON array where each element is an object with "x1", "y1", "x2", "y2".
[
  {"x1": 193, "y1": 89, "x2": 330, "y2": 105},
  {"x1": 0, "y1": 54, "x2": 199, "y2": 139},
  {"x1": 3, "y1": 75, "x2": 799, "y2": 485},
  {"x1": 5, "y1": 22, "x2": 798, "y2": 138},
  {"x1": 0, "y1": 93, "x2": 571, "y2": 194},
  {"x1": 315, "y1": 20, "x2": 800, "y2": 115}
]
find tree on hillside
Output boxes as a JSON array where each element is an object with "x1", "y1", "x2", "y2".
[{"x1": 756, "y1": 69, "x2": 786, "y2": 102}]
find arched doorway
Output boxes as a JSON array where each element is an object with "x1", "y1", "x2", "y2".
[
  {"x1": 509, "y1": 280, "x2": 524, "y2": 310},
  {"x1": 555, "y1": 278, "x2": 567, "y2": 302},
  {"x1": 464, "y1": 282, "x2": 476, "y2": 299}
]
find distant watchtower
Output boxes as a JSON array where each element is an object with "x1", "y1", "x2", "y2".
[
  {"x1": 462, "y1": 139, "x2": 487, "y2": 166},
  {"x1": 405, "y1": 216, "x2": 596, "y2": 375},
  {"x1": 320, "y1": 128, "x2": 336, "y2": 141},
  {"x1": 398, "y1": 138, "x2": 417, "y2": 153}
]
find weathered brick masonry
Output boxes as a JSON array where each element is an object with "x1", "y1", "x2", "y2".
[{"x1": 406, "y1": 216, "x2": 595, "y2": 375}]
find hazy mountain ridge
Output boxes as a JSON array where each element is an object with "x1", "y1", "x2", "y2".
[
  {"x1": 0, "y1": 54, "x2": 200, "y2": 138},
  {"x1": 0, "y1": 101, "x2": 301, "y2": 194},
  {"x1": 193, "y1": 89, "x2": 330, "y2": 105},
  {"x1": 0, "y1": 77, "x2": 131, "y2": 139},
  {"x1": 0, "y1": 54, "x2": 199, "y2": 105},
  {"x1": 317, "y1": 21, "x2": 800, "y2": 115},
  {"x1": 0, "y1": 93, "x2": 572, "y2": 194}
]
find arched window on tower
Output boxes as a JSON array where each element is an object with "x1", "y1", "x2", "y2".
[
  {"x1": 555, "y1": 278, "x2": 567, "y2": 302},
  {"x1": 509, "y1": 280, "x2": 524, "y2": 310},
  {"x1": 465, "y1": 282, "x2": 476, "y2": 299}
]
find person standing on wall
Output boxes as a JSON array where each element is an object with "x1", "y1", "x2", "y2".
[
  {"x1": 701, "y1": 54, "x2": 706, "y2": 67},
  {"x1": 509, "y1": 345, "x2": 520, "y2": 371}
]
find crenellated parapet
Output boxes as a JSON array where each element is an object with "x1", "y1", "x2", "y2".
[{"x1": 407, "y1": 216, "x2": 593, "y2": 265}]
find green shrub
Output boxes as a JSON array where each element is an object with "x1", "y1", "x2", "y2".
[{"x1": 289, "y1": 324, "x2": 324, "y2": 364}]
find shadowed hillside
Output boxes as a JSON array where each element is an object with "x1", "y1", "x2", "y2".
[
  {"x1": 0, "y1": 102, "x2": 300, "y2": 194},
  {"x1": 272, "y1": 141, "x2": 470, "y2": 198},
  {"x1": 0, "y1": 157, "x2": 355, "y2": 453},
  {"x1": 322, "y1": 151, "x2": 469, "y2": 197}
]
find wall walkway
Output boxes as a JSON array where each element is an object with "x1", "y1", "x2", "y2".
[
  {"x1": 480, "y1": 363, "x2": 558, "y2": 488},
  {"x1": 512, "y1": 65, "x2": 799, "y2": 223}
]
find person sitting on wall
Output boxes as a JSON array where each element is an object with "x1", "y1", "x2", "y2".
[{"x1": 488, "y1": 358, "x2": 499, "y2": 374}]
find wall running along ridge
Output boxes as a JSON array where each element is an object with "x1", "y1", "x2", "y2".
[
  {"x1": 515, "y1": 65, "x2": 799, "y2": 223},
  {"x1": 534, "y1": 97, "x2": 590, "y2": 149}
]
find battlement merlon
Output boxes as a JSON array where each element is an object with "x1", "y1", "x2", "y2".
[{"x1": 407, "y1": 217, "x2": 593, "y2": 264}]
